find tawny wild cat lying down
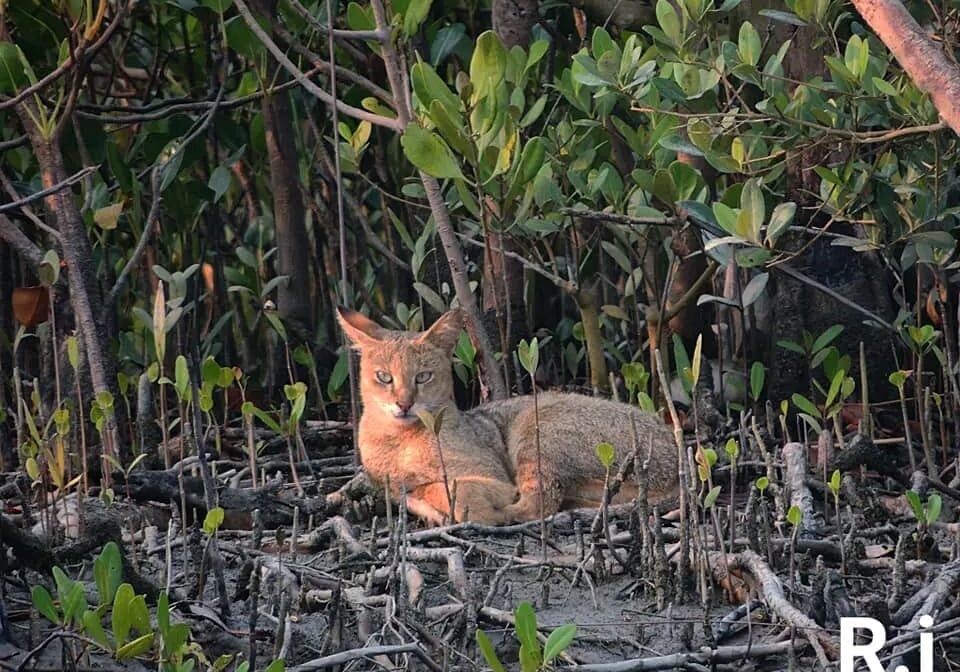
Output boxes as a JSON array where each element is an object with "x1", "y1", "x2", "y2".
[{"x1": 337, "y1": 307, "x2": 679, "y2": 525}]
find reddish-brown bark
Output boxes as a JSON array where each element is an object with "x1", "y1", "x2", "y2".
[{"x1": 851, "y1": 0, "x2": 960, "y2": 134}]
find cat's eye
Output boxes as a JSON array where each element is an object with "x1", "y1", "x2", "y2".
[
  {"x1": 415, "y1": 371, "x2": 433, "y2": 384},
  {"x1": 375, "y1": 371, "x2": 393, "y2": 384}
]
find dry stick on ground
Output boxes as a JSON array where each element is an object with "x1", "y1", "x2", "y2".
[
  {"x1": 187, "y1": 349, "x2": 231, "y2": 617},
  {"x1": 890, "y1": 558, "x2": 960, "y2": 626},
  {"x1": 713, "y1": 550, "x2": 837, "y2": 666},
  {"x1": 848, "y1": 0, "x2": 960, "y2": 134},
  {"x1": 888, "y1": 559, "x2": 960, "y2": 670},
  {"x1": 590, "y1": 443, "x2": 643, "y2": 575},
  {"x1": 782, "y1": 443, "x2": 820, "y2": 537},
  {"x1": 291, "y1": 643, "x2": 442, "y2": 672},
  {"x1": 14, "y1": 630, "x2": 109, "y2": 672},
  {"x1": 307, "y1": 515, "x2": 371, "y2": 557},
  {"x1": 403, "y1": 547, "x2": 469, "y2": 601},
  {"x1": 571, "y1": 640, "x2": 799, "y2": 672}
]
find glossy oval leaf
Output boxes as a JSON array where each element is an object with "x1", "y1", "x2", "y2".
[
  {"x1": 790, "y1": 393, "x2": 820, "y2": 418},
  {"x1": 412, "y1": 62, "x2": 459, "y2": 114},
  {"x1": 116, "y1": 633, "x2": 155, "y2": 661},
  {"x1": 470, "y1": 31, "x2": 507, "y2": 100},
  {"x1": 544, "y1": 623, "x2": 577, "y2": 663},
  {"x1": 401, "y1": 124, "x2": 464, "y2": 180},
  {"x1": 514, "y1": 601, "x2": 539, "y2": 653},
  {"x1": 595, "y1": 442, "x2": 615, "y2": 468},
  {"x1": 32, "y1": 585, "x2": 60, "y2": 624},
  {"x1": 742, "y1": 272, "x2": 768, "y2": 308}
]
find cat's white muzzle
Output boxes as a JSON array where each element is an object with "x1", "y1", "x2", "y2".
[{"x1": 379, "y1": 402, "x2": 421, "y2": 423}]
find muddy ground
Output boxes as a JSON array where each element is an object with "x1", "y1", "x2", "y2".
[{"x1": 2, "y1": 420, "x2": 959, "y2": 671}]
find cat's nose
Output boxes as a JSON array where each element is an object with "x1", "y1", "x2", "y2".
[{"x1": 397, "y1": 401, "x2": 413, "y2": 414}]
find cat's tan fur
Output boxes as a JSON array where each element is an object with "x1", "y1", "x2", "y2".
[{"x1": 337, "y1": 307, "x2": 679, "y2": 525}]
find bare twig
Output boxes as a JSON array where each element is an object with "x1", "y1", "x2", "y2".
[
  {"x1": 572, "y1": 640, "x2": 799, "y2": 672},
  {"x1": 14, "y1": 629, "x2": 108, "y2": 672},
  {"x1": 292, "y1": 643, "x2": 441, "y2": 672},
  {"x1": 309, "y1": 139, "x2": 412, "y2": 271},
  {"x1": 771, "y1": 263, "x2": 895, "y2": 331},
  {"x1": 458, "y1": 233, "x2": 578, "y2": 294},
  {"x1": 0, "y1": 214, "x2": 44, "y2": 269},
  {"x1": 75, "y1": 68, "x2": 326, "y2": 124},
  {"x1": 0, "y1": 134, "x2": 28, "y2": 151},
  {"x1": 718, "y1": 550, "x2": 837, "y2": 665},
  {"x1": 782, "y1": 443, "x2": 820, "y2": 537},
  {"x1": 107, "y1": 85, "x2": 225, "y2": 306},
  {"x1": 0, "y1": 166, "x2": 98, "y2": 216},
  {"x1": 560, "y1": 207, "x2": 679, "y2": 227},
  {"x1": 268, "y1": 11, "x2": 393, "y2": 104},
  {"x1": 660, "y1": 259, "x2": 719, "y2": 325},
  {"x1": 0, "y1": 0, "x2": 131, "y2": 111},
  {"x1": 284, "y1": 0, "x2": 368, "y2": 61},
  {"x1": 232, "y1": 0, "x2": 401, "y2": 130},
  {"x1": 107, "y1": 169, "x2": 161, "y2": 307},
  {"x1": 0, "y1": 171, "x2": 50, "y2": 237},
  {"x1": 630, "y1": 105, "x2": 949, "y2": 143}
]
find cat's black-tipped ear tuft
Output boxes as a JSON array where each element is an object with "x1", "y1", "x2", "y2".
[{"x1": 336, "y1": 306, "x2": 384, "y2": 348}]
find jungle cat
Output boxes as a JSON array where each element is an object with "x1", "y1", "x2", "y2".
[{"x1": 337, "y1": 307, "x2": 679, "y2": 525}]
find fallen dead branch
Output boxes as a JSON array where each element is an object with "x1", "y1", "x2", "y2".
[
  {"x1": 0, "y1": 504, "x2": 165, "y2": 600},
  {"x1": 572, "y1": 639, "x2": 799, "y2": 671},
  {"x1": 783, "y1": 442, "x2": 821, "y2": 537},
  {"x1": 709, "y1": 549, "x2": 837, "y2": 665},
  {"x1": 290, "y1": 642, "x2": 442, "y2": 672}
]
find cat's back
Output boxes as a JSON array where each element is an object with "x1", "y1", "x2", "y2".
[
  {"x1": 469, "y1": 390, "x2": 668, "y2": 438},
  {"x1": 482, "y1": 390, "x2": 671, "y2": 459}
]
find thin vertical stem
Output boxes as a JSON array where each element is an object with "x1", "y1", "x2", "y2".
[
  {"x1": 654, "y1": 348, "x2": 689, "y2": 597},
  {"x1": 368, "y1": 0, "x2": 507, "y2": 400},
  {"x1": 533, "y1": 385, "x2": 545, "y2": 561},
  {"x1": 327, "y1": 0, "x2": 360, "y2": 466}
]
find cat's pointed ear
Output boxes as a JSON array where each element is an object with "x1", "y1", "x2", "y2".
[
  {"x1": 419, "y1": 309, "x2": 464, "y2": 353},
  {"x1": 337, "y1": 306, "x2": 384, "y2": 349}
]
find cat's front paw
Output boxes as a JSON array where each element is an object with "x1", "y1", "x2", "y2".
[{"x1": 404, "y1": 495, "x2": 450, "y2": 527}]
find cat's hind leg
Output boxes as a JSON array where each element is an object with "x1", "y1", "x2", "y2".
[
  {"x1": 501, "y1": 464, "x2": 564, "y2": 521},
  {"x1": 501, "y1": 416, "x2": 565, "y2": 521}
]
